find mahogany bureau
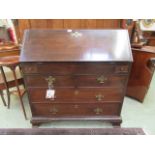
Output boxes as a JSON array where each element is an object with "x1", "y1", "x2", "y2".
[{"x1": 20, "y1": 29, "x2": 133, "y2": 127}]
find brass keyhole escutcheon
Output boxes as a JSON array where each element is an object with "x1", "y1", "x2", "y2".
[
  {"x1": 120, "y1": 67, "x2": 125, "y2": 71},
  {"x1": 95, "y1": 94, "x2": 104, "y2": 101},
  {"x1": 74, "y1": 104, "x2": 79, "y2": 109},
  {"x1": 119, "y1": 66, "x2": 128, "y2": 72},
  {"x1": 71, "y1": 32, "x2": 82, "y2": 38},
  {"x1": 74, "y1": 90, "x2": 79, "y2": 95},
  {"x1": 94, "y1": 107, "x2": 103, "y2": 115},
  {"x1": 49, "y1": 107, "x2": 58, "y2": 114},
  {"x1": 45, "y1": 76, "x2": 56, "y2": 88},
  {"x1": 96, "y1": 75, "x2": 107, "y2": 84}
]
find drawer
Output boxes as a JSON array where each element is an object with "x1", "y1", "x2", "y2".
[
  {"x1": 24, "y1": 74, "x2": 128, "y2": 88},
  {"x1": 21, "y1": 62, "x2": 130, "y2": 75},
  {"x1": 31, "y1": 102, "x2": 121, "y2": 117},
  {"x1": 28, "y1": 88, "x2": 123, "y2": 103}
]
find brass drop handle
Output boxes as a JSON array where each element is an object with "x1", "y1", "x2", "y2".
[
  {"x1": 94, "y1": 107, "x2": 103, "y2": 115},
  {"x1": 49, "y1": 107, "x2": 58, "y2": 114},
  {"x1": 45, "y1": 76, "x2": 56, "y2": 88},
  {"x1": 74, "y1": 104, "x2": 79, "y2": 108},
  {"x1": 95, "y1": 94, "x2": 104, "y2": 101},
  {"x1": 96, "y1": 75, "x2": 107, "y2": 84}
]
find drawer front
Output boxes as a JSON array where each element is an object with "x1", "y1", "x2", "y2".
[
  {"x1": 21, "y1": 62, "x2": 130, "y2": 75},
  {"x1": 31, "y1": 103, "x2": 121, "y2": 117},
  {"x1": 28, "y1": 88, "x2": 123, "y2": 103},
  {"x1": 24, "y1": 74, "x2": 128, "y2": 88}
]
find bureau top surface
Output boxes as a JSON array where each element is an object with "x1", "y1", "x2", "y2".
[{"x1": 20, "y1": 29, "x2": 133, "y2": 62}]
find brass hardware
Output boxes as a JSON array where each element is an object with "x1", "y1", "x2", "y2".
[
  {"x1": 115, "y1": 66, "x2": 128, "y2": 73},
  {"x1": 45, "y1": 76, "x2": 56, "y2": 88},
  {"x1": 71, "y1": 31, "x2": 82, "y2": 38},
  {"x1": 25, "y1": 66, "x2": 37, "y2": 73},
  {"x1": 96, "y1": 75, "x2": 107, "y2": 84},
  {"x1": 25, "y1": 67, "x2": 32, "y2": 72},
  {"x1": 49, "y1": 107, "x2": 58, "y2": 114},
  {"x1": 74, "y1": 90, "x2": 79, "y2": 95},
  {"x1": 94, "y1": 107, "x2": 103, "y2": 115},
  {"x1": 27, "y1": 67, "x2": 32, "y2": 71},
  {"x1": 120, "y1": 67, "x2": 125, "y2": 71},
  {"x1": 95, "y1": 94, "x2": 104, "y2": 101},
  {"x1": 74, "y1": 104, "x2": 79, "y2": 108},
  {"x1": 120, "y1": 66, "x2": 128, "y2": 72}
]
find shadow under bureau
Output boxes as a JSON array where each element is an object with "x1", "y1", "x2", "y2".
[{"x1": 20, "y1": 29, "x2": 133, "y2": 127}]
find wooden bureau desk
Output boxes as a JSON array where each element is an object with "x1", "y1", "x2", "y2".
[{"x1": 20, "y1": 29, "x2": 133, "y2": 127}]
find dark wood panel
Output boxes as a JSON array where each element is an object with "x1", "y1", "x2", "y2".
[
  {"x1": 127, "y1": 47, "x2": 155, "y2": 102},
  {"x1": 20, "y1": 30, "x2": 132, "y2": 62},
  {"x1": 31, "y1": 102, "x2": 121, "y2": 117},
  {"x1": 148, "y1": 38, "x2": 155, "y2": 46},
  {"x1": 28, "y1": 87, "x2": 123, "y2": 103},
  {"x1": 21, "y1": 62, "x2": 130, "y2": 75},
  {"x1": 24, "y1": 74, "x2": 128, "y2": 88}
]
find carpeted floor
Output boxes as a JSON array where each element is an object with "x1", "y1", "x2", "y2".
[{"x1": 0, "y1": 72, "x2": 155, "y2": 134}]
